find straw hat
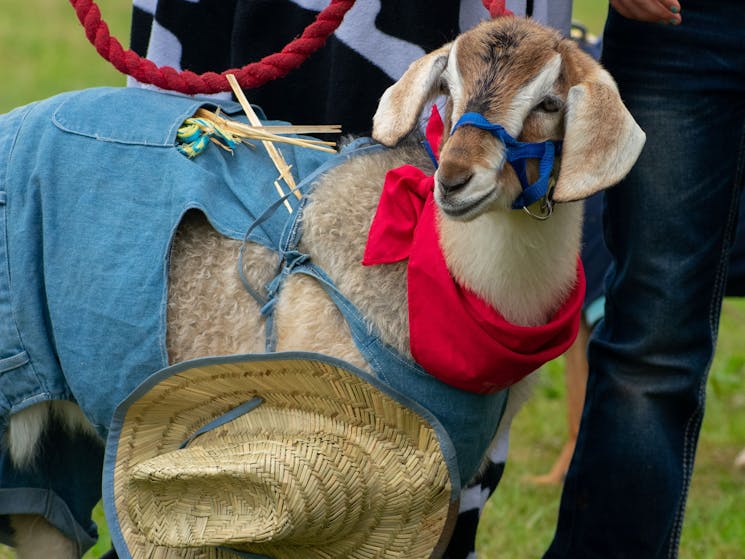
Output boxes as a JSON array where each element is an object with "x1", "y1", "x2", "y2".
[{"x1": 104, "y1": 353, "x2": 460, "y2": 559}]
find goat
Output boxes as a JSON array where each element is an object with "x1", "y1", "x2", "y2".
[{"x1": 4, "y1": 16, "x2": 644, "y2": 559}]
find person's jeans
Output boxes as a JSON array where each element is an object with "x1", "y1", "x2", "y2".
[{"x1": 545, "y1": 2, "x2": 745, "y2": 558}]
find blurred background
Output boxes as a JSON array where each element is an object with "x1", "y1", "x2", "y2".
[{"x1": 0, "y1": 1, "x2": 743, "y2": 558}]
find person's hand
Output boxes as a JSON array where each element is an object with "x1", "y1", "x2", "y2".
[{"x1": 610, "y1": 0, "x2": 682, "y2": 24}]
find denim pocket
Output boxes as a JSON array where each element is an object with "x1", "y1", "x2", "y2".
[
  {"x1": 0, "y1": 189, "x2": 32, "y2": 412},
  {"x1": 52, "y1": 87, "x2": 206, "y2": 146},
  {"x1": 50, "y1": 87, "x2": 265, "y2": 147}
]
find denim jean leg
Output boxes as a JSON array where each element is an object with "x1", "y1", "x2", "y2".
[{"x1": 545, "y1": 4, "x2": 745, "y2": 558}]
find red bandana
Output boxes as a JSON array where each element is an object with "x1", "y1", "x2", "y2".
[{"x1": 363, "y1": 106, "x2": 585, "y2": 393}]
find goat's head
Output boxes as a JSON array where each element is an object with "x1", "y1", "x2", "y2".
[{"x1": 372, "y1": 17, "x2": 645, "y2": 221}]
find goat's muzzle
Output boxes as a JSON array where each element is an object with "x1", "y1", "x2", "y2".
[
  {"x1": 436, "y1": 160, "x2": 475, "y2": 197},
  {"x1": 434, "y1": 127, "x2": 505, "y2": 220},
  {"x1": 440, "y1": 112, "x2": 563, "y2": 215}
]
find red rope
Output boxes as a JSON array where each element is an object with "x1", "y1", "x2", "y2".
[
  {"x1": 69, "y1": 0, "x2": 355, "y2": 95},
  {"x1": 70, "y1": 0, "x2": 509, "y2": 95}
]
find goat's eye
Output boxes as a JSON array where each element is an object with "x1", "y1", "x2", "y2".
[{"x1": 535, "y1": 96, "x2": 563, "y2": 113}]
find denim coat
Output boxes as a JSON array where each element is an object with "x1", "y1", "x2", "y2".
[{"x1": 0, "y1": 87, "x2": 507, "y2": 554}]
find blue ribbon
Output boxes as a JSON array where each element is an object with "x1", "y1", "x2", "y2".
[
  {"x1": 450, "y1": 112, "x2": 561, "y2": 210},
  {"x1": 179, "y1": 397, "x2": 265, "y2": 449}
]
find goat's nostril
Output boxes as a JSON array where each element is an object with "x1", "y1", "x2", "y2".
[{"x1": 438, "y1": 172, "x2": 473, "y2": 195}]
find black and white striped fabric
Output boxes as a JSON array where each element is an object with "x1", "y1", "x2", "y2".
[
  {"x1": 126, "y1": 2, "x2": 571, "y2": 558},
  {"x1": 130, "y1": 0, "x2": 571, "y2": 134}
]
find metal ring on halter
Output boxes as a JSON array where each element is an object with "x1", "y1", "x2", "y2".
[
  {"x1": 522, "y1": 197, "x2": 554, "y2": 220},
  {"x1": 521, "y1": 177, "x2": 556, "y2": 221}
]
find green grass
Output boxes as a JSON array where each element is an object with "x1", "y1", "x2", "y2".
[
  {"x1": 2, "y1": 2, "x2": 744, "y2": 558},
  {"x1": 0, "y1": 0, "x2": 130, "y2": 111}
]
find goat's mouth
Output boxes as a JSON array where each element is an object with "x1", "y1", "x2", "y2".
[
  {"x1": 435, "y1": 188, "x2": 496, "y2": 221},
  {"x1": 434, "y1": 159, "x2": 507, "y2": 220}
]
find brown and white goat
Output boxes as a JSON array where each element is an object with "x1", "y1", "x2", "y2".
[{"x1": 7, "y1": 17, "x2": 644, "y2": 558}]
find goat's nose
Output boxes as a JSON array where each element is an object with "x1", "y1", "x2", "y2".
[{"x1": 436, "y1": 161, "x2": 473, "y2": 195}]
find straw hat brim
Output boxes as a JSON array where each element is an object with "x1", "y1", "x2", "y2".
[{"x1": 103, "y1": 352, "x2": 461, "y2": 559}]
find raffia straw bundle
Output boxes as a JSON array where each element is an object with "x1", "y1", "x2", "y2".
[{"x1": 192, "y1": 107, "x2": 341, "y2": 154}]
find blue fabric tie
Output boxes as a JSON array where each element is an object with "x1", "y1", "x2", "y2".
[{"x1": 450, "y1": 112, "x2": 562, "y2": 209}]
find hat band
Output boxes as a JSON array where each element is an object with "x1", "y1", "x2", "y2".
[{"x1": 179, "y1": 397, "x2": 264, "y2": 449}]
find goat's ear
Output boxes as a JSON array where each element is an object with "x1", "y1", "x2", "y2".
[
  {"x1": 372, "y1": 44, "x2": 452, "y2": 146},
  {"x1": 552, "y1": 69, "x2": 646, "y2": 202}
]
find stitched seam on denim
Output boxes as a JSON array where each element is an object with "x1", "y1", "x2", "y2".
[
  {"x1": 50, "y1": 120, "x2": 178, "y2": 146},
  {"x1": 668, "y1": 114, "x2": 745, "y2": 558}
]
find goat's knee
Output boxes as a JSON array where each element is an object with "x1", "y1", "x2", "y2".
[{"x1": 10, "y1": 514, "x2": 79, "y2": 559}]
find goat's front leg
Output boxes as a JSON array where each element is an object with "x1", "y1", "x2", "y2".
[{"x1": 10, "y1": 514, "x2": 78, "y2": 559}]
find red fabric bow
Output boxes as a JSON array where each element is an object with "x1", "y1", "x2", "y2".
[
  {"x1": 363, "y1": 106, "x2": 585, "y2": 394},
  {"x1": 482, "y1": 0, "x2": 513, "y2": 18}
]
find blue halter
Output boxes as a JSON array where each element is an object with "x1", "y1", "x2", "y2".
[{"x1": 450, "y1": 112, "x2": 562, "y2": 211}]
